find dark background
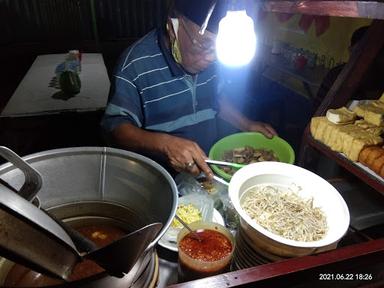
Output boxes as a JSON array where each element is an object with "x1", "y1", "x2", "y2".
[{"x1": 0, "y1": 0, "x2": 311, "y2": 160}]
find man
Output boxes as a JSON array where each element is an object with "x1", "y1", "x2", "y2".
[
  {"x1": 312, "y1": 25, "x2": 384, "y2": 115},
  {"x1": 101, "y1": 0, "x2": 277, "y2": 178}
]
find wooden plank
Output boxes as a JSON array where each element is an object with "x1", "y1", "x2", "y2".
[
  {"x1": 263, "y1": 1, "x2": 384, "y2": 20},
  {"x1": 168, "y1": 239, "x2": 384, "y2": 288},
  {"x1": 314, "y1": 19, "x2": 384, "y2": 116},
  {"x1": 302, "y1": 129, "x2": 384, "y2": 194},
  {"x1": 298, "y1": 20, "x2": 384, "y2": 191}
]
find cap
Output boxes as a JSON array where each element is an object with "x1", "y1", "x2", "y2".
[{"x1": 173, "y1": 0, "x2": 227, "y2": 33}]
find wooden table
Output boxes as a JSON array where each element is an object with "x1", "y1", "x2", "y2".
[{"x1": 1, "y1": 53, "x2": 110, "y2": 117}]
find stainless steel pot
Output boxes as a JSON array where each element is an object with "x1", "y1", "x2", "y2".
[{"x1": 0, "y1": 147, "x2": 178, "y2": 287}]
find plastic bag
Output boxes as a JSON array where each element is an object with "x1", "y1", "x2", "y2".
[{"x1": 175, "y1": 173, "x2": 227, "y2": 211}]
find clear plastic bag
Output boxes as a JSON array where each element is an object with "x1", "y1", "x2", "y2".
[
  {"x1": 222, "y1": 196, "x2": 240, "y2": 234},
  {"x1": 164, "y1": 193, "x2": 214, "y2": 242},
  {"x1": 175, "y1": 172, "x2": 228, "y2": 211},
  {"x1": 175, "y1": 173, "x2": 206, "y2": 196}
]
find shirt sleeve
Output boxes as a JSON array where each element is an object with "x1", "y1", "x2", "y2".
[{"x1": 101, "y1": 58, "x2": 144, "y2": 132}]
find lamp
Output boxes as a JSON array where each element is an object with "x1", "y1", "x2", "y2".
[{"x1": 203, "y1": 0, "x2": 256, "y2": 67}]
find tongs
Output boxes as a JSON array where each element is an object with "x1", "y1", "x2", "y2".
[
  {"x1": 204, "y1": 159, "x2": 245, "y2": 186},
  {"x1": 205, "y1": 159, "x2": 245, "y2": 169}
]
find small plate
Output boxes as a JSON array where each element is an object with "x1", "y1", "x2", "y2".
[{"x1": 158, "y1": 209, "x2": 225, "y2": 252}]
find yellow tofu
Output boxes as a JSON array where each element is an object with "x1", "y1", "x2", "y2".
[
  {"x1": 327, "y1": 125, "x2": 342, "y2": 151},
  {"x1": 310, "y1": 113, "x2": 383, "y2": 161},
  {"x1": 310, "y1": 117, "x2": 323, "y2": 139},
  {"x1": 366, "y1": 126, "x2": 384, "y2": 136},
  {"x1": 333, "y1": 125, "x2": 357, "y2": 152},
  {"x1": 348, "y1": 135, "x2": 383, "y2": 161},
  {"x1": 372, "y1": 100, "x2": 384, "y2": 109},
  {"x1": 354, "y1": 119, "x2": 376, "y2": 129},
  {"x1": 353, "y1": 102, "x2": 384, "y2": 126},
  {"x1": 379, "y1": 92, "x2": 384, "y2": 103},
  {"x1": 353, "y1": 105, "x2": 366, "y2": 118},
  {"x1": 311, "y1": 117, "x2": 329, "y2": 141},
  {"x1": 326, "y1": 107, "x2": 356, "y2": 124},
  {"x1": 354, "y1": 119, "x2": 384, "y2": 136},
  {"x1": 365, "y1": 109, "x2": 383, "y2": 126},
  {"x1": 341, "y1": 127, "x2": 365, "y2": 157},
  {"x1": 346, "y1": 139, "x2": 366, "y2": 162}
]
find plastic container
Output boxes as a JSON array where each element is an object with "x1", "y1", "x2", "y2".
[
  {"x1": 177, "y1": 221, "x2": 235, "y2": 282},
  {"x1": 209, "y1": 132, "x2": 295, "y2": 181},
  {"x1": 165, "y1": 194, "x2": 214, "y2": 243}
]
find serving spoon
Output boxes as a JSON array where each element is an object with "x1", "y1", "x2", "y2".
[{"x1": 174, "y1": 214, "x2": 203, "y2": 241}]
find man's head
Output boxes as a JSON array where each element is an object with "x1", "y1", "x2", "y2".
[
  {"x1": 166, "y1": 0, "x2": 226, "y2": 74},
  {"x1": 172, "y1": 0, "x2": 226, "y2": 34}
]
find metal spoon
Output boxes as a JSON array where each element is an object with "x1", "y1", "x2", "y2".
[{"x1": 174, "y1": 214, "x2": 202, "y2": 241}]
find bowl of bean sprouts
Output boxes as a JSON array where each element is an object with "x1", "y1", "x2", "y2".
[{"x1": 228, "y1": 162, "x2": 350, "y2": 257}]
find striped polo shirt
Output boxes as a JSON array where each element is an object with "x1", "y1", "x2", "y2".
[{"x1": 101, "y1": 29, "x2": 220, "y2": 153}]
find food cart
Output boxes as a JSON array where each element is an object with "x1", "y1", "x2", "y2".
[{"x1": 163, "y1": 1, "x2": 384, "y2": 287}]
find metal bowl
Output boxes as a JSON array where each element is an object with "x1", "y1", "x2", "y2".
[
  {"x1": 228, "y1": 162, "x2": 350, "y2": 258},
  {"x1": 0, "y1": 147, "x2": 178, "y2": 287}
]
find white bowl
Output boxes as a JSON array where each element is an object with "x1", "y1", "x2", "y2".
[{"x1": 228, "y1": 162, "x2": 350, "y2": 257}]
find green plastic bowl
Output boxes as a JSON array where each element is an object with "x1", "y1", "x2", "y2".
[{"x1": 209, "y1": 132, "x2": 295, "y2": 181}]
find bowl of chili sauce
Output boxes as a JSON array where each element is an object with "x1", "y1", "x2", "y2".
[{"x1": 177, "y1": 222, "x2": 234, "y2": 281}]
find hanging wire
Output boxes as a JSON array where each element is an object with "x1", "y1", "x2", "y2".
[{"x1": 198, "y1": 0, "x2": 217, "y2": 35}]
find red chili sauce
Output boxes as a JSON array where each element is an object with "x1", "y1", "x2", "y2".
[
  {"x1": 4, "y1": 225, "x2": 126, "y2": 287},
  {"x1": 179, "y1": 229, "x2": 232, "y2": 262},
  {"x1": 178, "y1": 229, "x2": 233, "y2": 281}
]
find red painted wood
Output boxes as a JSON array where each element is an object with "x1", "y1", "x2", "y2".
[
  {"x1": 263, "y1": 1, "x2": 384, "y2": 20},
  {"x1": 168, "y1": 239, "x2": 384, "y2": 288}
]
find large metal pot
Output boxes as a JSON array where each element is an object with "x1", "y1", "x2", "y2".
[{"x1": 0, "y1": 147, "x2": 178, "y2": 287}]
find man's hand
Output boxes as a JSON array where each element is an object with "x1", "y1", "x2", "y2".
[
  {"x1": 112, "y1": 124, "x2": 213, "y2": 179},
  {"x1": 247, "y1": 121, "x2": 278, "y2": 139},
  {"x1": 218, "y1": 97, "x2": 277, "y2": 139},
  {"x1": 159, "y1": 135, "x2": 214, "y2": 179}
]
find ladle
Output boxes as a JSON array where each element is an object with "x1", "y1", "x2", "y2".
[
  {"x1": 85, "y1": 222, "x2": 162, "y2": 278},
  {"x1": 0, "y1": 183, "x2": 163, "y2": 280},
  {"x1": 0, "y1": 146, "x2": 163, "y2": 280}
]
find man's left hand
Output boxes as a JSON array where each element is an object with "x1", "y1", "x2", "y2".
[{"x1": 247, "y1": 121, "x2": 278, "y2": 138}]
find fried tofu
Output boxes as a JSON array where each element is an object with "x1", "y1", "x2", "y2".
[{"x1": 353, "y1": 101, "x2": 384, "y2": 126}]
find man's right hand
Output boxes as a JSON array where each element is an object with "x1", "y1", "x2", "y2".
[
  {"x1": 158, "y1": 134, "x2": 213, "y2": 179},
  {"x1": 112, "y1": 124, "x2": 213, "y2": 179}
]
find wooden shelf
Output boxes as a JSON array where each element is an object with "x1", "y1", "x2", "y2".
[
  {"x1": 298, "y1": 20, "x2": 384, "y2": 193},
  {"x1": 302, "y1": 126, "x2": 384, "y2": 194}
]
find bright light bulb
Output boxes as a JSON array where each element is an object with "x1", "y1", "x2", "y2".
[{"x1": 216, "y1": 10, "x2": 256, "y2": 67}]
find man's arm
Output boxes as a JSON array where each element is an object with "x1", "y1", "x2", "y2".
[
  {"x1": 111, "y1": 123, "x2": 213, "y2": 178},
  {"x1": 217, "y1": 97, "x2": 277, "y2": 138}
]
